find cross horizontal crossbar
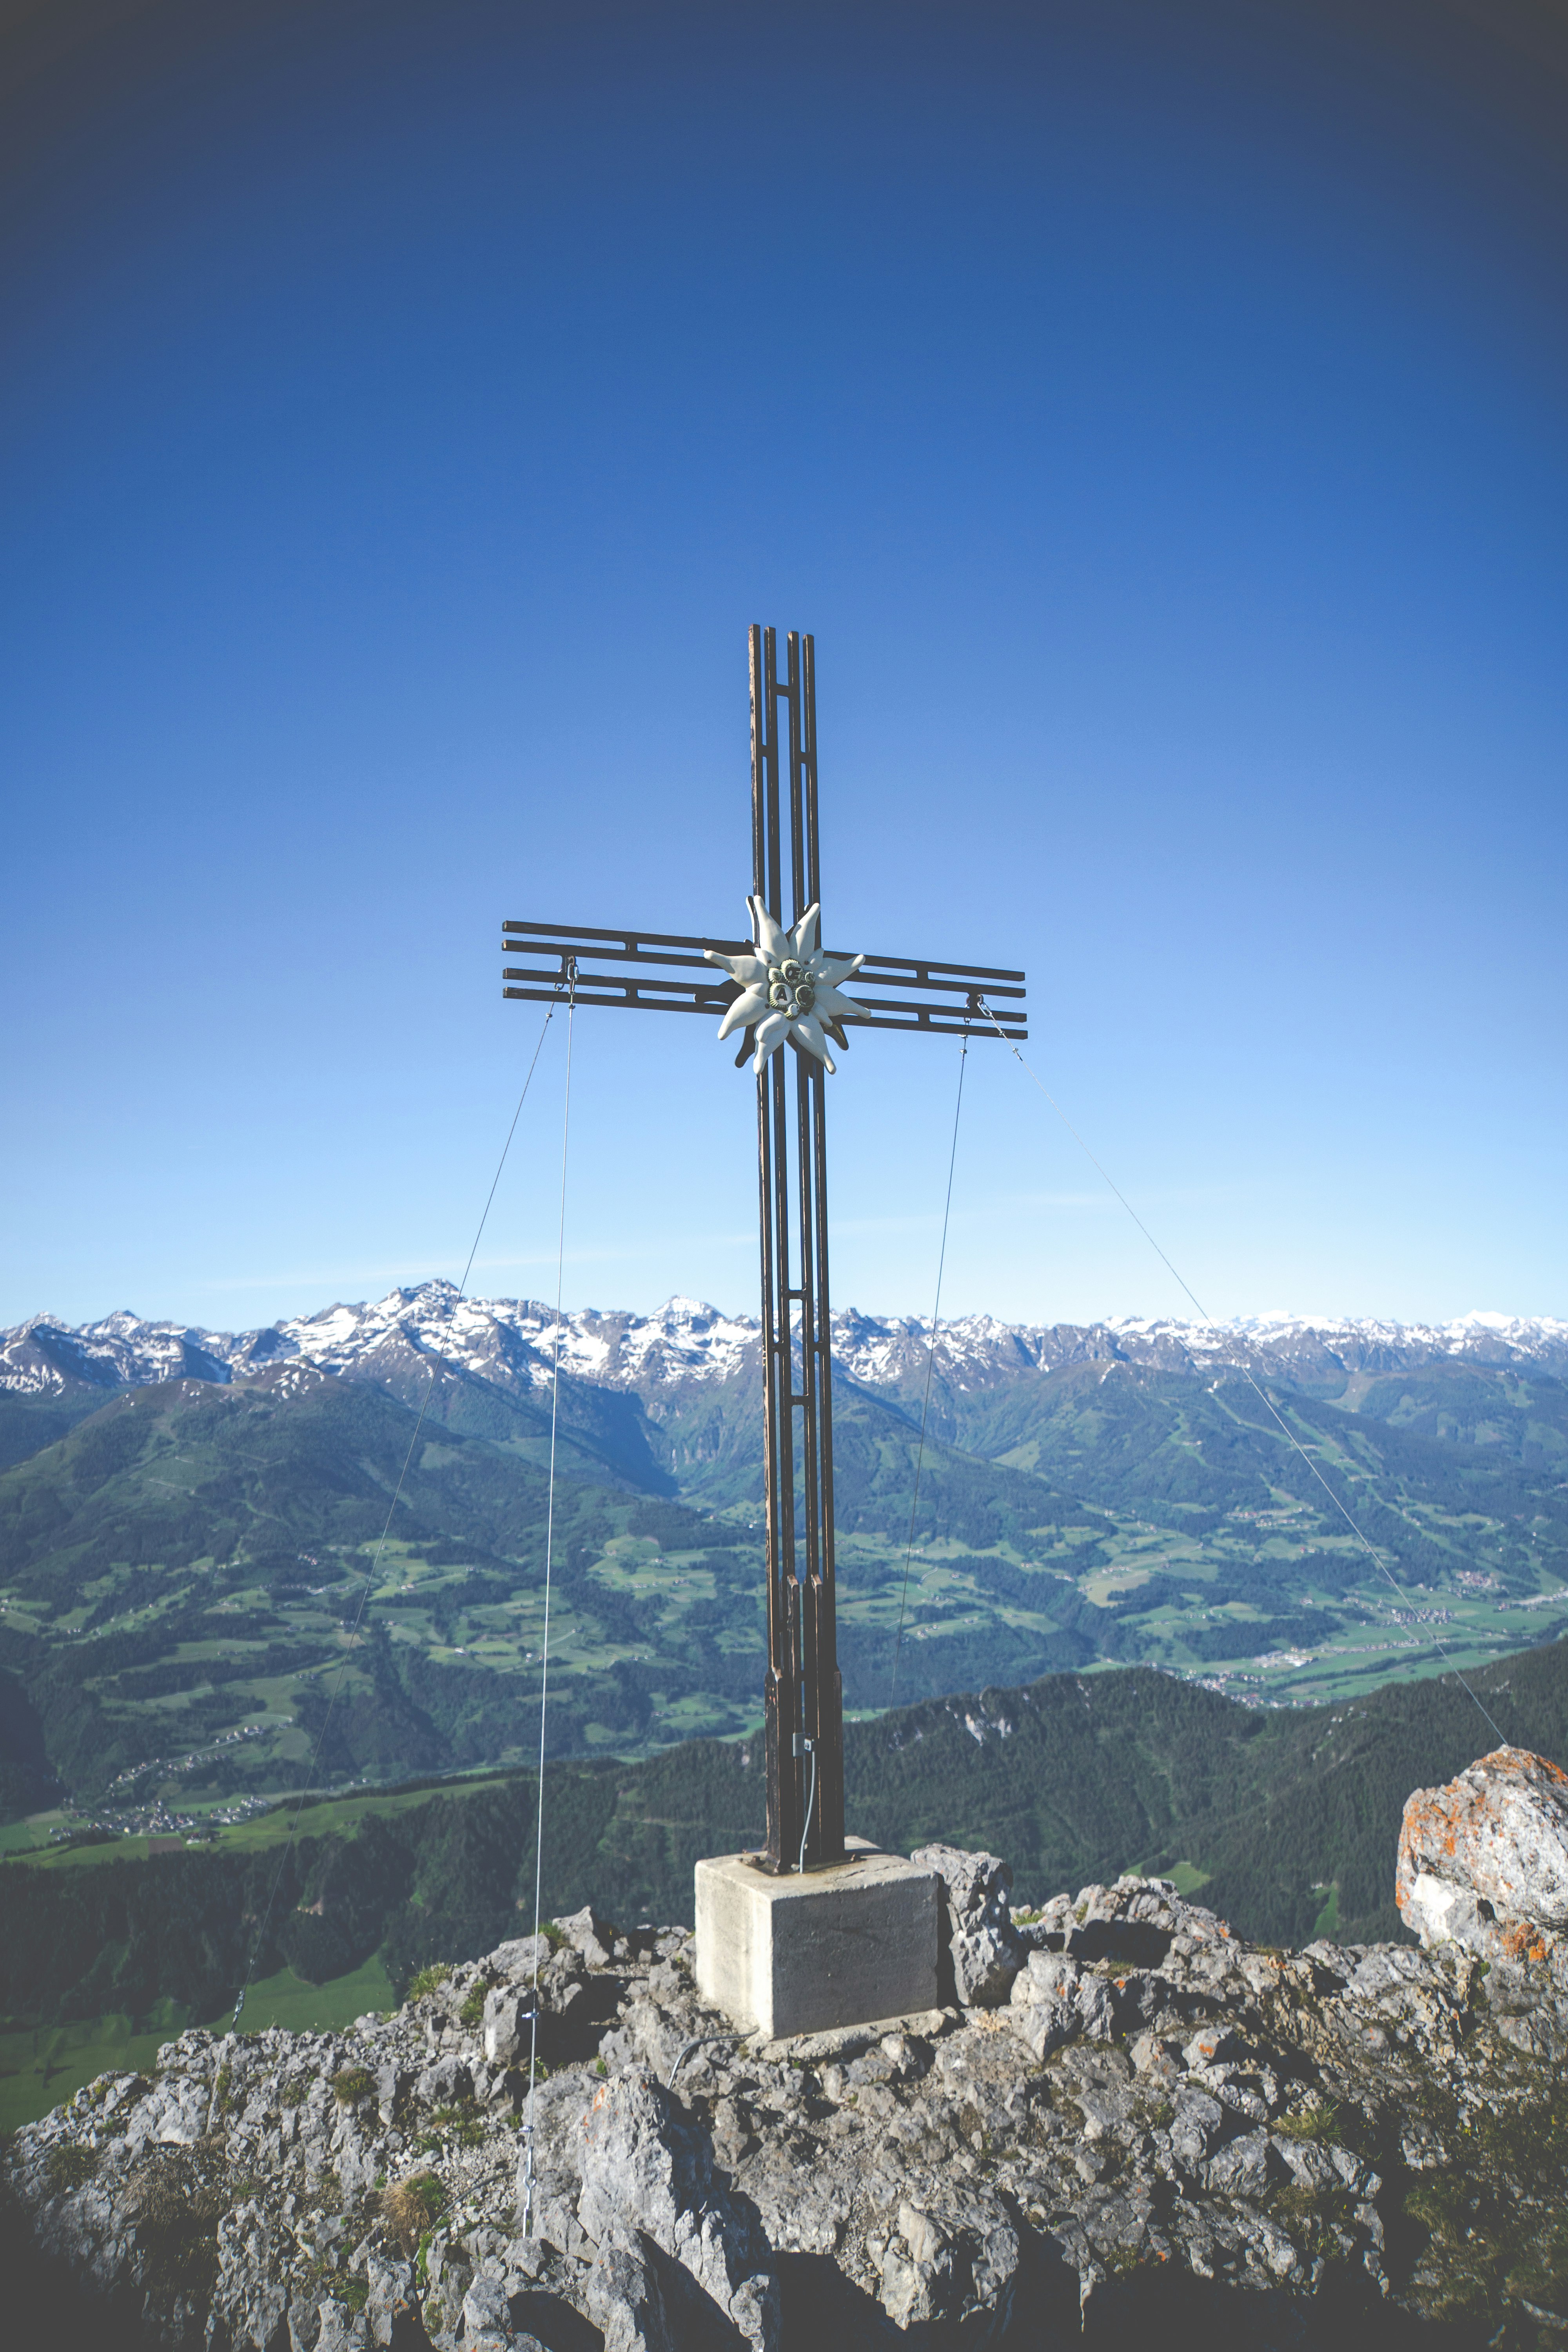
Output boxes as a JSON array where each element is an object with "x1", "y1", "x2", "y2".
[
  {"x1": 503, "y1": 916, "x2": 1024, "y2": 986},
  {"x1": 501, "y1": 971, "x2": 1025, "y2": 1037},
  {"x1": 501, "y1": 918, "x2": 1027, "y2": 1038}
]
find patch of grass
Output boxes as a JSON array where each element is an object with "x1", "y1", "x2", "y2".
[
  {"x1": 327, "y1": 2274, "x2": 368, "y2": 2314},
  {"x1": 1274, "y1": 2099, "x2": 1341, "y2": 2143},
  {"x1": 1101, "y1": 2243, "x2": 1159, "y2": 2276},
  {"x1": 44, "y1": 2143, "x2": 100, "y2": 2195},
  {"x1": 1165, "y1": 1860, "x2": 1212, "y2": 1898},
  {"x1": 279, "y1": 2074, "x2": 308, "y2": 2109},
  {"x1": 415, "y1": 2100, "x2": 485, "y2": 2153},
  {"x1": 332, "y1": 2066, "x2": 373, "y2": 2106},
  {"x1": 457, "y1": 1984, "x2": 487, "y2": 2028},
  {"x1": 1269, "y1": 2180, "x2": 1358, "y2": 2260},
  {"x1": 1310, "y1": 1881, "x2": 1341, "y2": 1938},
  {"x1": 383, "y1": 2172, "x2": 447, "y2": 2254},
  {"x1": 125, "y1": 2150, "x2": 225, "y2": 2299},
  {"x1": 406, "y1": 1963, "x2": 451, "y2": 2000}
]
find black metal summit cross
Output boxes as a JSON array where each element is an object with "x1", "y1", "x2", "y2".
[{"x1": 502, "y1": 628, "x2": 1026, "y2": 1876}]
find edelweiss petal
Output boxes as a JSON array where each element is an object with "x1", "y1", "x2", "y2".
[
  {"x1": 751, "y1": 1009, "x2": 793, "y2": 1069},
  {"x1": 811, "y1": 981, "x2": 862, "y2": 1025},
  {"x1": 717, "y1": 984, "x2": 771, "y2": 1041},
  {"x1": 749, "y1": 897, "x2": 790, "y2": 963},
  {"x1": 704, "y1": 947, "x2": 768, "y2": 988}
]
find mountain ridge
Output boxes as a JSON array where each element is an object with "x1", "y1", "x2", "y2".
[{"x1": 7, "y1": 1284, "x2": 1568, "y2": 1407}]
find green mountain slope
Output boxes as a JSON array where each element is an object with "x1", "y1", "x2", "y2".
[
  {"x1": 0, "y1": 1370, "x2": 762, "y2": 1806},
  {"x1": 5, "y1": 1345, "x2": 1568, "y2": 1829},
  {"x1": 900, "y1": 1357, "x2": 1568, "y2": 1568},
  {"x1": 328, "y1": 1347, "x2": 681, "y2": 1496},
  {"x1": 0, "y1": 1394, "x2": 105, "y2": 1476}
]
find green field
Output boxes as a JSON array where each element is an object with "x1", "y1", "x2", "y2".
[
  {"x1": 0, "y1": 2012, "x2": 174, "y2": 2134},
  {"x1": 0, "y1": 1955, "x2": 394, "y2": 2132}
]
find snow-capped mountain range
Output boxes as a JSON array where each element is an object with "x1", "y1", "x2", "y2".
[{"x1": 4, "y1": 1284, "x2": 1567, "y2": 1406}]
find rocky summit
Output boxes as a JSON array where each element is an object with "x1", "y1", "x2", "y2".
[{"x1": 6, "y1": 1757, "x2": 1568, "y2": 2351}]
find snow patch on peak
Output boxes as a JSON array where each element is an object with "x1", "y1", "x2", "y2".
[{"x1": 4, "y1": 1294, "x2": 1567, "y2": 1405}]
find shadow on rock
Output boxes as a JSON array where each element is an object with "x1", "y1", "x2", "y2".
[
  {"x1": 6, "y1": 2232, "x2": 159, "y2": 2352},
  {"x1": 509, "y1": 2284, "x2": 604, "y2": 2350},
  {"x1": 1010, "y1": 2259, "x2": 1489, "y2": 2352}
]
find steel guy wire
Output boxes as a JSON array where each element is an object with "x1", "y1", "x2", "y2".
[
  {"x1": 796, "y1": 1739, "x2": 819, "y2": 1875},
  {"x1": 229, "y1": 995, "x2": 562, "y2": 2032},
  {"x1": 890, "y1": 1027, "x2": 969, "y2": 1706},
  {"x1": 972, "y1": 997, "x2": 1508, "y2": 1751},
  {"x1": 523, "y1": 962, "x2": 576, "y2": 2238}
]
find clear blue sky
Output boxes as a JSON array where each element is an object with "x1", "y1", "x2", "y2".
[{"x1": 3, "y1": 0, "x2": 1565, "y2": 1336}]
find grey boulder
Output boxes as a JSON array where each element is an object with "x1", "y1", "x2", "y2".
[
  {"x1": 577, "y1": 2067, "x2": 780, "y2": 2351},
  {"x1": 1398, "y1": 1744, "x2": 1568, "y2": 1966},
  {"x1": 912, "y1": 1842, "x2": 1024, "y2": 2006}
]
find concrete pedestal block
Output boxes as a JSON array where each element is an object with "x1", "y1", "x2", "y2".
[{"x1": 694, "y1": 1837, "x2": 939, "y2": 2041}]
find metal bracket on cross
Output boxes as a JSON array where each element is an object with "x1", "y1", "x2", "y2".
[{"x1": 502, "y1": 626, "x2": 1027, "y2": 1873}]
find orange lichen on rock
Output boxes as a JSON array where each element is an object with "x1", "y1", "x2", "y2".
[{"x1": 1397, "y1": 1745, "x2": 1568, "y2": 1967}]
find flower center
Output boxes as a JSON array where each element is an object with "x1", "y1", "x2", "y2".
[{"x1": 766, "y1": 961, "x2": 815, "y2": 1019}]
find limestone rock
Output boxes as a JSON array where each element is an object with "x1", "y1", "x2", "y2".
[
  {"x1": 911, "y1": 1842, "x2": 1024, "y2": 2005},
  {"x1": 365, "y1": 2254, "x2": 417, "y2": 2346},
  {"x1": 482, "y1": 1989, "x2": 533, "y2": 2069},
  {"x1": 584, "y1": 2229, "x2": 675, "y2": 2352},
  {"x1": 1010, "y1": 1995, "x2": 1076, "y2": 2064},
  {"x1": 554, "y1": 1904, "x2": 614, "y2": 1969},
  {"x1": 577, "y1": 2067, "x2": 779, "y2": 2350},
  {"x1": 487, "y1": 1935, "x2": 552, "y2": 1982},
  {"x1": 878, "y1": 2190, "x2": 1018, "y2": 2340},
  {"x1": 1007, "y1": 1950, "x2": 1116, "y2": 2042},
  {"x1": 459, "y1": 2274, "x2": 514, "y2": 2351},
  {"x1": 1397, "y1": 1744, "x2": 1568, "y2": 1966}
]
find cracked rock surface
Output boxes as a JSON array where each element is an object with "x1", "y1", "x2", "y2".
[{"x1": 6, "y1": 1848, "x2": 1568, "y2": 2349}]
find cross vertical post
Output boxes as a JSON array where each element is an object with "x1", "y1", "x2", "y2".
[
  {"x1": 751, "y1": 626, "x2": 844, "y2": 1871},
  {"x1": 500, "y1": 629, "x2": 1027, "y2": 1905}
]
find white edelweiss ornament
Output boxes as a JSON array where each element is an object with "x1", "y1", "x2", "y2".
[{"x1": 704, "y1": 899, "x2": 865, "y2": 1073}]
